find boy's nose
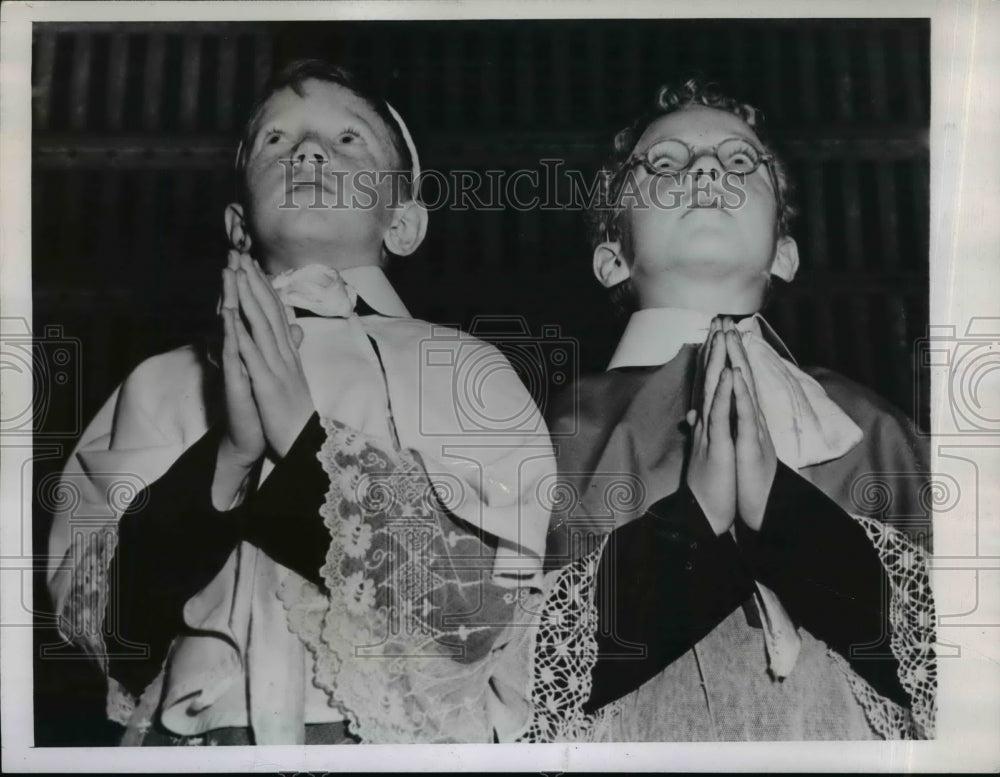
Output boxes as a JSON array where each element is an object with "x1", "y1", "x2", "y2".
[
  {"x1": 688, "y1": 151, "x2": 724, "y2": 177},
  {"x1": 291, "y1": 136, "x2": 328, "y2": 166}
]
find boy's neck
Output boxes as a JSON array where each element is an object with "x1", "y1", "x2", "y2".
[{"x1": 633, "y1": 270, "x2": 766, "y2": 317}]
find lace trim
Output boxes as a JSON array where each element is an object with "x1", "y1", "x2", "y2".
[
  {"x1": 107, "y1": 677, "x2": 138, "y2": 727},
  {"x1": 58, "y1": 522, "x2": 136, "y2": 724},
  {"x1": 840, "y1": 513, "x2": 937, "y2": 739},
  {"x1": 58, "y1": 524, "x2": 118, "y2": 671},
  {"x1": 520, "y1": 514, "x2": 937, "y2": 742},
  {"x1": 519, "y1": 544, "x2": 604, "y2": 742},
  {"x1": 278, "y1": 417, "x2": 515, "y2": 743}
]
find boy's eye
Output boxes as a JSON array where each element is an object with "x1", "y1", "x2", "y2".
[
  {"x1": 719, "y1": 140, "x2": 761, "y2": 171},
  {"x1": 338, "y1": 128, "x2": 363, "y2": 144},
  {"x1": 261, "y1": 130, "x2": 283, "y2": 146}
]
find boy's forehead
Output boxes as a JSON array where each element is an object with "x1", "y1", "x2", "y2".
[
  {"x1": 634, "y1": 105, "x2": 760, "y2": 151},
  {"x1": 253, "y1": 80, "x2": 392, "y2": 144}
]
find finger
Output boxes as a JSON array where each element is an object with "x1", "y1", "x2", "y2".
[
  {"x1": 694, "y1": 319, "x2": 717, "y2": 392},
  {"x1": 708, "y1": 366, "x2": 733, "y2": 446},
  {"x1": 236, "y1": 269, "x2": 284, "y2": 369},
  {"x1": 733, "y1": 367, "x2": 759, "y2": 453},
  {"x1": 222, "y1": 308, "x2": 250, "y2": 390},
  {"x1": 290, "y1": 323, "x2": 304, "y2": 349},
  {"x1": 231, "y1": 295, "x2": 271, "y2": 383},
  {"x1": 222, "y1": 267, "x2": 238, "y2": 311},
  {"x1": 240, "y1": 255, "x2": 296, "y2": 362},
  {"x1": 725, "y1": 328, "x2": 762, "y2": 413},
  {"x1": 702, "y1": 330, "x2": 727, "y2": 423}
]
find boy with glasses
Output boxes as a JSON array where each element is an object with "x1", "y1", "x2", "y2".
[{"x1": 526, "y1": 79, "x2": 935, "y2": 742}]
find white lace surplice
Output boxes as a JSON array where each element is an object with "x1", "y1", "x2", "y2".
[{"x1": 47, "y1": 267, "x2": 554, "y2": 744}]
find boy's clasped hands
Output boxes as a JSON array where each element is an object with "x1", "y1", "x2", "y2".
[
  {"x1": 214, "y1": 250, "x2": 315, "y2": 506},
  {"x1": 686, "y1": 316, "x2": 777, "y2": 536}
]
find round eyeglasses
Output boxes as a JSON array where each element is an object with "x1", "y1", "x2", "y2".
[
  {"x1": 628, "y1": 137, "x2": 775, "y2": 177},
  {"x1": 602, "y1": 136, "x2": 785, "y2": 243}
]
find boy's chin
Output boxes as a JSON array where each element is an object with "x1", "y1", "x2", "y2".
[
  {"x1": 257, "y1": 235, "x2": 382, "y2": 272},
  {"x1": 659, "y1": 248, "x2": 768, "y2": 279}
]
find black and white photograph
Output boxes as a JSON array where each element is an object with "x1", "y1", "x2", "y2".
[{"x1": 1, "y1": 1, "x2": 998, "y2": 772}]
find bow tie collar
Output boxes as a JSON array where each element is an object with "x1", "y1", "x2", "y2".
[
  {"x1": 269, "y1": 265, "x2": 359, "y2": 318},
  {"x1": 608, "y1": 308, "x2": 864, "y2": 470}
]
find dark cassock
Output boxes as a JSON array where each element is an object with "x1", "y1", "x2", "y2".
[{"x1": 523, "y1": 307, "x2": 936, "y2": 742}]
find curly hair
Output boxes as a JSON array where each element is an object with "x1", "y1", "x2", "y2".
[{"x1": 591, "y1": 78, "x2": 798, "y2": 315}]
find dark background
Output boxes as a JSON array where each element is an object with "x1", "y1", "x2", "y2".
[{"x1": 31, "y1": 18, "x2": 930, "y2": 745}]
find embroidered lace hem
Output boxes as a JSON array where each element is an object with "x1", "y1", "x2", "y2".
[{"x1": 278, "y1": 417, "x2": 516, "y2": 743}]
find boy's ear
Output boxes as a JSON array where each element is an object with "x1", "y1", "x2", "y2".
[
  {"x1": 225, "y1": 203, "x2": 252, "y2": 253},
  {"x1": 770, "y1": 235, "x2": 800, "y2": 283},
  {"x1": 593, "y1": 240, "x2": 630, "y2": 288},
  {"x1": 383, "y1": 200, "x2": 429, "y2": 257}
]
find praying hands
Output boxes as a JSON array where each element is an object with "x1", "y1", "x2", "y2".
[
  {"x1": 214, "y1": 250, "x2": 315, "y2": 508},
  {"x1": 685, "y1": 317, "x2": 778, "y2": 534}
]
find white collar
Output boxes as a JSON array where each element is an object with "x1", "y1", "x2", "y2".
[
  {"x1": 339, "y1": 265, "x2": 411, "y2": 318},
  {"x1": 607, "y1": 307, "x2": 793, "y2": 371}
]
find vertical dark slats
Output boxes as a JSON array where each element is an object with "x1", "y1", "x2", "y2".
[
  {"x1": 797, "y1": 27, "x2": 820, "y2": 125},
  {"x1": 482, "y1": 210, "x2": 503, "y2": 270},
  {"x1": 171, "y1": 170, "x2": 195, "y2": 273},
  {"x1": 847, "y1": 293, "x2": 876, "y2": 388},
  {"x1": 587, "y1": 25, "x2": 606, "y2": 126},
  {"x1": 33, "y1": 29, "x2": 58, "y2": 131},
  {"x1": 876, "y1": 161, "x2": 900, "y2": 270},
  {"x1": 135, "y1": 170, "x2": 158, "y2": 301},
  {"x1": 98, "y1": 170, "x2": 121, "y2": 271},
  {"x1": 813, "y1": 290, "x2": 837, "y2": 369},
  {"x1": 621, "y1": 26, "x2": 642, "y2": 115},
  {"x1": 62, "y1": 170, "x2": 85, "y2": 283},
  {"x1": 729, "y1": 26, "x2": 748, "y2": 97},
  {"x1": 179, "y1": 34, "x2": 202, "y2": 131},
  {"x1": 830, "y1": 27, "x2": 854, "y2": 123},
  {"x1": 886, "y1": 292, "x2": 911, "y2": 412},
  {"x1": 899, "y1": 24, "x2": 924, "y2": 121},
  {"x1": 551, "y1": 26, "x2": 571, "y2": 126},
  {"x1": 143, "y1": 32, "x2": 166, "y2": 131},
  {"x1": 408, "y1": 33, "x2": 430, "y2": 130},
  {"x1": 68, "y1": 32, "x2": 93, "y2": 131},
  {"x1": 369, "y1": 26, "x2": 392, "y2": 95},
  {"x1": 515, "y1": 27, "x2": 535, "y2": 128},
  {"x1": 865, "y1": 26, "x2": 889, "y2": 123},
  {"x1": 106, "y1": 33, "x2": 129, "y2": 131},
  {"x1": 216, "y1": 35, "x2": 237, "y2": 132},
  {"x1": 253, "y1": 32, "x2": 272, "y2": 97},
  {"x1": 913, "y1": 156, "x2": 930, "y2": 261},
  {"x1": 803, "y1": 164, "x2": 828, "y2": 270},
  {"x1": 480, "y1": 29, "x2": 500, "y2": 128},
  {"x1": 764, "y1": 26, "x2": 784, "y2": 124},
  {"x1": 444, "y1": 29, "x2": 464, "y2": 129},
  {"x1": 841, "y1": 161, "x2": 864, "y2": 271},
  {"x1": 519, "y1": 205, "x2": 540, "y2": 274}
]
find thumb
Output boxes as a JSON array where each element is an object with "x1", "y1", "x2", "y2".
[{"x1": 290, "y1": 323, "x2": 304, "y2": 349}]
